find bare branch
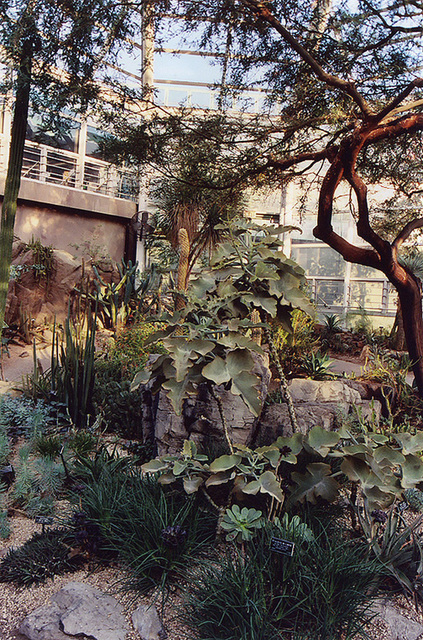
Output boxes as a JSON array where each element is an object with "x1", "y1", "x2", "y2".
[
  {"x1": 393, "y1": 217, "x2": 423, "y2": 251},
  {"x1": 375, "y1": 78, "x2": 423, "y2": 123}
]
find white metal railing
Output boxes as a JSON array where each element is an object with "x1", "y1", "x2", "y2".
[
  {"x1": 307, "y1": 276, "x2": 398, "y2": 317},
  {"x1": 6, "y1": 139, "x2": 138, "y2": 202}
]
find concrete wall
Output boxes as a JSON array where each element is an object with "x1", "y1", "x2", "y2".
[{"x1": 1, "y1": 177, "x2": 137, "y2": 263}]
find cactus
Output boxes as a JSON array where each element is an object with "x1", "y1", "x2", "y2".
[{"x1": 404, "y1": 488, "x2": 423, "y2": 513}]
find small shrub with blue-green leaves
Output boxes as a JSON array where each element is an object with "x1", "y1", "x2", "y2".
[
  {"x1": 0, "y1": 530, "x2": 80, "y2": 586},
  {"x1": 9, "y1": 446, "x2": 66, "y2": 517},
  {"x1": 404, "y1": 488, "x2": 423, "y2": 513},
  {"x1": 0, "y1": 396, "x2": 52, "y2": 439}
]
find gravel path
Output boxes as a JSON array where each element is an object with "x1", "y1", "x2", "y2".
[{"x1": 0, "y1": 516, "x2": 190, "y2": 640}]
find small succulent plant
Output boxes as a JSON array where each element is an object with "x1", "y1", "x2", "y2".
[
  {"x1": 404, "y1": 488, "x2": 423, "y2": 513},
  {"x1": 221, "y1": 505, "x2": 264, "y2": 543}
]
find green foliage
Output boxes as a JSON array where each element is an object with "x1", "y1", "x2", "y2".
[
  {"x1": 143, "y1": 422, "x2": 423, "y2": 516},
  {"x1": 298, "y1": 350, "x2": 334, "y2": 380},
  {"x1": 67, "y1": 429, "x2": 98, "y2": 459},
  {"x1": 23, "y1": 236, "x2": 54, "y2": 283},
  {"x1": 9, "y1": 445, "x2": 65, "y2": 517},
  {"x1": 0, "y1": 530, "x2": 79, "y2": 587},
  {"x1": 106, "y1": 321, "x2": 165, "y2": 379},
  {"x1": 72, "y1": 445, "x2": 134, "y2": 484},
  {"x1": 59, "y1": 311, "x2": 96, "y2": 429},
  {"x1": 183, "y1": 521, "x2": 383, "y2": 640},
  {"x1": 33, "y1": 434, "x2": 63, "y2": 459},
  {"x1": 272, "y1": 309, "x2": 318, "y2": 375},
  {"x1": 358, "y1": 505, "x2": 423, "y2": 597},
  {"x1": 221, "y1": 505, "x2": 264, "y2": 543},
  {"x1": 0, "y1": 432, "x2": 10, "y2": 466},
  {"x1": 75, "y1": 460, "x2": 217, "y2": 595},
  {"x1": 133, "y1": 220, "x2": 312, "y2": 418},
  {"x1": 0, "y1": 395, "x2": 53, "y2": 439}
]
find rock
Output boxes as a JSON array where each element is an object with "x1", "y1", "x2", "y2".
[
  {"x1": 19, "y1": 602, "x2": 70, "y2": 640},
  {"x1": 147, "y1": 352, "x2": 272, "y2": 456},
  {"x1": 0, "y1": 381, "x2": 21, "y2": 396},
  {"x1": 19, "y1": 582, "x2": 128, "y2": 640},
  {"x1": 288, "y1": 379, "x2": 362, "y2": 404},
  {"x1": 132, "y1": 604, "x2": 167, "y2": 640},
  {"x1": 373, "y1": 600, "x2": 423, "y2": 640}
]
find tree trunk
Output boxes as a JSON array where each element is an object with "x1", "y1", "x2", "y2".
[
  {"x1": 394, "y1": 275, "x2": 423, "y2": 395},
  {"x1": 391, "y1": 300, "x2": 406, "y2": 351},
  {"x1": 0, "y1": 37, "x2": 33, "y2": 340}
]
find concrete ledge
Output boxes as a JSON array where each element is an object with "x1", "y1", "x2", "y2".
[{"x1": 0, "y1": 177, "x2": 136, "y2": 219}]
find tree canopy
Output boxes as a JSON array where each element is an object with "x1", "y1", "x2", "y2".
[{"x1": 102, "y1": 0, "x2": 423, "y2": 392}]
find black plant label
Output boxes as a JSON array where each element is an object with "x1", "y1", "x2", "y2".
[{"x1": 270, "y1": 537, "x2": 295, "y2": 557}]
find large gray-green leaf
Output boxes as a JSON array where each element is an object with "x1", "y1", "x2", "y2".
[
  {"x1": 401, "y1": 454, "x2": 423, "y2": 488},
  {"x1": 183, "y1": 475, "x2": 204, "y2": 494},
  {"x1": 142, "y1": 459, "x2": 169, "y2": 473},
  {"x1": 231, "y1": 371, "x2": 262, "y2": 416},
  {"x1": 202, "y1": 356, "x2": 231, "y2": 385},
  {"x1": 226, "y1": 349, "x2": 255, "y2": 377},
  {"x1": 307, "y1": 426, "x2": 340, "y2": 457},
  {"x1": 290, "y1": 463, "x2": 339, "y2": 504},
  {"x1": 131, "y1": 369, "x2": 151, "y2": 392},
  {"x1": 395, "y1": 433, "x2": 423, "y2": 455},
  {"x1": 258, "y1": 470, "x2": 284, "y2": 501},
  {"x1": 209, "y1": 454, "x2": 242, "y2": 473}
]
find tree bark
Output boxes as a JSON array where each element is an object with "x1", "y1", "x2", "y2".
[
  {"x1": 0, "y1": 36, "x2": 33, "y2": 339},
  {"x1": 389, "y1": 268, "x2": 423, "y2": 393}
]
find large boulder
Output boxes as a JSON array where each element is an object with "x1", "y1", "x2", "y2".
[
  {"x1": 7, "y1": 244, "x2": 83, "y2": 327},
  {"x1": 143, "y1": 352, "x2": 272, "y2": 456},
  {"x1": 19, "y1": 582, "x2": 128, "y2": 640}
]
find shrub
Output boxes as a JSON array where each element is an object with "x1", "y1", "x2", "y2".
[
  {"x1": 9, "y1": 445, "x2": 66, "y2": 517},
  {"x1": 93, "y1": 359, "x2": 143, "y2": 438},
  {"x1": 0, "y1": 395, "x2": 52, "y2": 440},
  {"x1": 0, "y1": 530, "x2": 79, "y2": 586},
  {"x1": 107, "y1": 321, "x2": 165, "y2": 379}
]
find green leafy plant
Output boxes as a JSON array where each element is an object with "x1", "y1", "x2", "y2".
[
  {"x1": 23, "y1": 236, "x2": 54, "y2": 283},
  {"x1": 358, "y1": 504, "x2": 423, "y2": 598},
  {"x1": 9, "y1": 445, "x2": 66, "y2": 517},
  {"x1": 133, "y1": 220, "x2": 313, "y2": 449},
  {"x1": 59, "y1": 309, "x2": 97, "y2": 429},
  {"x1": 143, "y1": 423, "x2": 423, "y2": 521},
  {"x1": 0, "y1": 395, "x2": 53, "y2": 440},
  {"x1": 299, "y1": 350, "x2": 335, "y2": 380},
  {"x1": 221, "y1": 505, "x2": 264, "y2": 543},
  {"x1": 75, "y1": 462, "x2": 217, "y2": 595},
  {"x1": 183, "y1": 521, "x2": 383, "y2": 640},
  {"x1": 404, "y1": 488, "x2": 423, "y2": 513},
  {"x1": 0, "y1": 530, "x2": 79, "y2": 586}
]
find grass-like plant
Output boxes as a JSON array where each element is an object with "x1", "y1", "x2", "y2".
[
  {"x1": 75, "y1": 461, "x2": 217, "y2": 595},
  {"x1": 183, "y1": 521, "x2": 383, "y2": 640},
  {"x1": 0, "y1": 530, "x2": 79, "y2": 586}
]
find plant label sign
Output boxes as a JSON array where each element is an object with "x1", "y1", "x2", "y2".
[
  {"x1": 270, "y1": 537, "x2": 295, "y2": 557},
  {"x1": 35, "y1": 516, "x2": 54, "y2": 526}
]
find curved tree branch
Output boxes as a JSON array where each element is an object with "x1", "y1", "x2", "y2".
[
  {"x1": 239, "y1": 0, "x2": 373, "y2": 117},
  {"x1": 375, "y1": 78, "x2": 423, "y2": 123},
  {"x1": 393, "y1": 218, "x2": 423, "y2": 252},
  {"x1": 313, "y1": 142, "x2": 381, "y2": 269}
]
